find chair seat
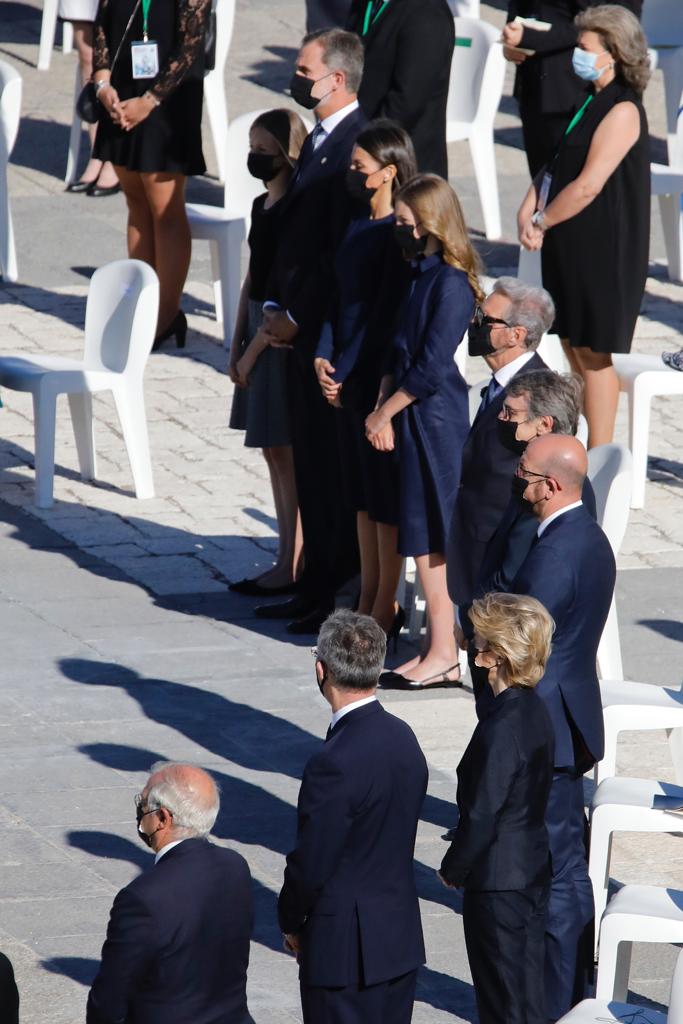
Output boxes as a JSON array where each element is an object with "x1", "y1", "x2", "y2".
[
  {"x1": 557, "y1": 997, "x2": 665, "y2": 1024},
  {"x1": 186, "y1": 202, "x2": 243, "y2": 225},
  {"x1": 613, "y1": 353, "x2": 683, "y2": 390},
  {"x1": 652, "y1": 162, "x2": 683, "y2": 193},
  {"x1": 601, "y1": 678, "x2": 683, "y2": 712},
  {"x1": 604, "y1": 883, "x2": 683, "y2": 924},
  {"x1": 593, "y1": 775, "x2": 683, "y2": 811},
  {"x1": 0, "y1": 354, "x2": 113, "y2": 394}
]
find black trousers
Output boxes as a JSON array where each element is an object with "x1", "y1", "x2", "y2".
[
  {"x1": 0, "y1": 953, "x2": 19, "y2": 1024},
  {"x1": 306, "y1": 0, "x2": 353, "y2": 30},
  {"x1": 463, "y1": 885, "x2": 549, "y2": 1024},
  {"x1": 301, "y1": 968, "x2": 417, "y2": 1024}
]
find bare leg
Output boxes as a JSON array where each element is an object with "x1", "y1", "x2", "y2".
[
  {"x1": 370, "y1": 522, "x2": 403, "y2": 632},
  {"x1": 393, "y1": 553, "x2": 458, "y2": 682},
  {"x1": 560, "y1": 338, "x2": 582, "y2": 375},
  {"x1": 140, "y1": 172, "x2": 191, "y2": 334},
  {"x1": 357, "y1": 511, "x2": 380, "y2": 615},
  {"x1": 71, "y1": 21, "x2": 118, "y2": 187},
  {"x1": 115, "y1": 166, "x2": 155, "y2": 264},
  {"x1": 258, "y1": 445, "x2": 302, "y2": 587},
  {"x1": 573, "y1": 346, "x2": 619, "y2": 447}
]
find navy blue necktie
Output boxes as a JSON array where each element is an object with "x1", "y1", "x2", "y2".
[{"x1": 478, "y1": 376, "x2": 503, "y2": 414}]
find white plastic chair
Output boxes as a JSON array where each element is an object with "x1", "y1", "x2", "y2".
[
  {"x1": 643, "y1": 2, "x2": 683, "y2": 163},
  {"x1": 203, "y1": 0, "x2": 235, "y2": 183},
  {"x1": 589, "y1": 777, "x2": 683, "y2": 958},
  {"x1": 558, "y1": 946, "x2": 682, "y2": 1024},
  {"x1": 448, "y1": 0, "x2": 480, "y2": 15},
  {"x1": 596, "y1": 884, "x2": 683, "y2": 1000},
  {"x1": 65, "y1": 64, "x2": 83, "y2": 185},
  {"x1": 447, "y1": 17, "x2": 505, "y2": 239},
  {"x1": 38, "y1": 0, "x2": 73, "y2": 71},
  {"x1": 0, "y1": 60, "x2": 21, "y2": 283},
  {"x1": 0, "y1": 260, "x2": 159, "y2": 508},
  {"x1": 597, "y1": 679, "x2": 683, "y2": 786},
  {"x1": 612, "y1": 354, "x2": 683, "y2": 510}
]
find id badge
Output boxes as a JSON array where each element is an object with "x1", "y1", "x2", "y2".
[
  {"x1": 537, "y1": 171, "x2": 552, "y2": 213},
  {"x1": 131, "y1": 40, "x2": 159, "y2": 79}
]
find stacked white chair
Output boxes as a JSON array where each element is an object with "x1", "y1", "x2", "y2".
[
  {"x1": 447, "y1": 18, "x2": 505, "y2": 239},
  {"x1": 0, "y1": 260, "x2": 159, "y2": 508},
  {"x1": 204, "y1": 0, "x2": 236, "y2": 184},
  {"x1": 597, "y1": 679, "x2": 683, "y2": 786},
  {"x1": 38, "y1": 0, "x2": 73, "y2": 72},
  {"x1": 0, "y1": 60, "x2": 21, "y2": 283}
]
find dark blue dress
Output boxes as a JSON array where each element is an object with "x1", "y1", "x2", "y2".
[
  {"x1": 392, "y1": 254, "x2": 473, "y2": 556},
  {"x1": 317, "y1": 215, "x2": 409, "y2": 525}
]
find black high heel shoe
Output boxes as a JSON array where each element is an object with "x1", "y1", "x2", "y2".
[
  {"x1": 386, "y1": 605, "x2": 406, "y2": 652},
  {"x1": 152, "y1": 311, "x2": 187, "y2": 351}
]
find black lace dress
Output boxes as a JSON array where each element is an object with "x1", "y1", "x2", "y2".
[{"x1": 93, "y1": 0, "x2": 210, "y2": 175}]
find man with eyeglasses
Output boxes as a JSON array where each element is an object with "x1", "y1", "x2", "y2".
[
  {"x1": 446, "y1": 277, "x2": 553, "y2": 615},
  {"x1": 510, "y1": 432, "x2": 615, "y2": 1021},
  {"x1": 87, "y1": 763, "x2": 254, "y2": 1024}
]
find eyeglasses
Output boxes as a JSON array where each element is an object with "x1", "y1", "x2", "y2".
[
  {"x1": 134, "y1": 793, "x2": 167, "y2": 825},
  {"x1": 473, "y1": 305, "x2": 512, "y2": 329},
  {"x1": 517, "y1": 466, "x2": 551, "y2": 483},
  {"x1": 499, "y1": 402, "x2": 530, "y2": 423}
]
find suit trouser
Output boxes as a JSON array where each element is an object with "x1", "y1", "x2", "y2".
[
  {"x1": 0, "y1": 952, "x2": 19, "y2": 1024},
  {"x1": 288, "y1": 348, "x2": 359, "y2": 607},
  {"x1": 305, "y1": 0, "x2": 352, "y2": 30},
  {"x1": 463, "y1": 885, "x2": 549, "y2": 1024},
  {"x1": 300, "y1": 968, "x2": 417, "y2": 1024}
]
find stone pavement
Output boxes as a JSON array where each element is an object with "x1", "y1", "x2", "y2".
[{"x1": 0, "y1": 1, "x2": 682, "y2": 1021}]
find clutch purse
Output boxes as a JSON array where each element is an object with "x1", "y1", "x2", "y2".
[{"x1": 76, "y1": 81, "x2": 99, "y2": 124}]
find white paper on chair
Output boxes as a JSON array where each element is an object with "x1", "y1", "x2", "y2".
[{"x1": 509, "y1": 17, "x2": 552, "y2": 56}]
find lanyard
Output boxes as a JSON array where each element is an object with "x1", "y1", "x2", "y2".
[
  {"x1": 362, "y1": 0, "x2": 389, "y2": 36},
  {"x1": 564, "y1": 95, "x2": 593, "y2": 137},
  {"x1": 141, "y1": 0, "x2": 152, "y2": 39}
]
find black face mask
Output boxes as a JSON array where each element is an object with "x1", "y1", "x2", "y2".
[
  {"x1": 345, "y1": 168, "x2": 374, "y2": 204},
  {"x1": 290, "y1": 72, "x2": 328, "y2": 110},
  {"x1": 468, "y1": 321, "x2": 497, "y2": 357},
  {"x1": 511, "y1": 473, "x2": 531, "y2": 506},
  {"x1": 394, "y1": 223, "x2": 428, "y2": 260},
  {"x1": 497, "y1": 418, "x2": 529, "y2": 456},
  {"x1": 247, "y1": 152, "x2": 282, "y2": 182},
  {"x1": 136, "y1": 806, "x2": 155, "y2": 848},
  {"x1": 315, "y1": 661, "x2": 327, "y2": 695}
]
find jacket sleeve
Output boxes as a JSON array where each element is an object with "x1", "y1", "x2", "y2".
[
  {"x1": 399, "y1": 275, "x2": 472, "y2": 400},
  {"x1": 439, "y1": 725, "x2": 521, "y2": 886},
  {"x1": 86, "y1": 888, "x2": 158, "y2": 1024},
  {"x1": 478, "y1": 513, "x2": 539, "y2": 597},
  {"x1": 278, "y1": 751, "x2": 354, "y2": 935},
  {"x1": 380, "y1": 6, "x2": 455, "y2": 134}
]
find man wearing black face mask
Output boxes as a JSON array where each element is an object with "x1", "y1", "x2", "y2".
[
  {"x1": 446, "y1": 277, "x2": 553, "y2": 614},
  {"x1": 87, "y1": 763, "x2": 254, "y2": 1024}
]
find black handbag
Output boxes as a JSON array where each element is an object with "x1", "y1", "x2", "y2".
[{"x1": 76, "y1": 0, "x2": 141, "y2": 124}]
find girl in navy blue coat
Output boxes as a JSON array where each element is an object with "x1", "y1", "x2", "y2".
[{"x1": 366, "y1": 174, "x2": 484, "y2": 687}]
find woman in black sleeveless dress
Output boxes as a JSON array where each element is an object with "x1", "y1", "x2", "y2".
[
  {"x1": 93, "y1": 0, "x2": 210, "y2": 346},
  {"x1": 517, "y1": 4, "x2": 650, "y2": 447}
]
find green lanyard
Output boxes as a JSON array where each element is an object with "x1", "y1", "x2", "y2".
[
  {"x1": 362, "y1": 0, "x2": 389, "y2": 36},
  {"x1": 141, "y1": 0, "x2": 152, "y2": 40},
  {"x1": 564, "y1": 95, "x2": 593, "y2": 137}
]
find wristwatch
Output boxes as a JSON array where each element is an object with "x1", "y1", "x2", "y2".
[{"x1": 531, "y1": 210, "x2": 548, "y2": 231}]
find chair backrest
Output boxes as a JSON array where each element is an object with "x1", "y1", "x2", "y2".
[
  {"x1": 447, "y1": 18, "x2": 505, "y2": 127},
  {"x1": 83, "y1": 260, "x2": 159, "y2": 377},
  {"x1": 222, "y1": 108, "x2": 315, "y2": 214},
  {"x1": 642, "y1": 0, "x2": 683, "y2": 47},
  {"x1": 0, "y1": 60, "x2": 22, "y2": 162},
  {"x1": 448, "y1": 0, "x2": 480, "y2": 15},
  {"x1": 667, "y1": 948, "x2": 683, "y2": 1021},
  {"x1": 587, "y1": 443, "x2": 633, "y2": 556},
  {"x1": 212, "y1": 0, "x2": 236, "y2": 77}
]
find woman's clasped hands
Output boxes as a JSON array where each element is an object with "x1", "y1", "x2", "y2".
[{"x1": 365, "y1": 407, "x2": 394, "y2": 452}]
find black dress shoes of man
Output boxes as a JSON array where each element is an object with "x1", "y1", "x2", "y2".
[
  {"x1": 253, "y1": 594, "x2": 315, "y2": 620},
  {"x1": 286, "y1": 607, "x2": 333, "y2": 635}
]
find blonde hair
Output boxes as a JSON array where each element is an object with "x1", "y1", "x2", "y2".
[
  {"x1": 395, "y1": 174, "x2": 484, "y2": 303},
  {"x1": 251, "y1": 108, "x2": 309, "y2": 169},
  {"x1": 469, "y1": 592, "x2": 555, "y2": 688},
  {"x1": 575, "y1": 5, "x2": 650, "y2": 95}
]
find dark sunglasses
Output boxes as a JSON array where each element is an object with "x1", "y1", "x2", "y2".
[{"x1": 472, "y1": 305, "x2": 511, "y2": 328}]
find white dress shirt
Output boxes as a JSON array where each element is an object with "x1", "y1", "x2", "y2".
[
  {"x1": 491, "y1": 349, "x2": 536, "y2": 390},
  {"x1": 155, "y1": 838, "x2": 186, "y2": 864},
  {"x1": 330, "y1": 694, "x2": 377, "y2": 731},
  {"x1": 537, "y1": 500, "x2": 583, "y2": 538}
]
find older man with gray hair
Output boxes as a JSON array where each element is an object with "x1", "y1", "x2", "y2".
[
  {"x1": 446, "y1": 277, "x2": 554, "y2": 634},
  {"x1": 87, "y1": 763, "x2": 253, "y2": 1024}
]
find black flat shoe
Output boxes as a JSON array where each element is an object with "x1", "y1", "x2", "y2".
[
  {"x1": 66, "y1": 179, "x2": 98, "y2": 194},
  {"x1": 229, "y1": 577, "x2": 299, "y2": 597},
  {"x1": 380, "y1": 664, "x2": 462, "y2": 691},
  {"x1": 286, "y1": 607, "x2": 331, "y2": 635},
  {"x1": 87, "y1": 181, "x2": 122, "y2": 198},
  {"x1": 254, "y1": 595, "x2": 315, "y2": 620},
  {"x1": 152, "y1": 310, "x2": 187, "y2": 351}
]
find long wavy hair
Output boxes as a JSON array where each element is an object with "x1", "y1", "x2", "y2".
[{"x1": 395, "y1": 174, "x2": 484, "y2": 303}]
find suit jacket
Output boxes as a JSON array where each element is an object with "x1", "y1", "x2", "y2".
[
  {"x1": 347, "y1": 0, "x2": 455, "y2": 176},
  {"x1": 440, "y1": 687, "x2": 554, "y2": 890},
  {"x1": 87, "y1": 839, "x2": 253, "y2": 1024},
  {"x1": 508, "y1": 0, "x2": 642, "y2": 118},
  {"x1": 512, "y1": 505, "x2": 616, "y2": 771},
  {"x1": 278, "y1": 700, "x2": 428, "y2": 988},
  {"x1": 266, "y1": 106, "x2": 366, "y2": 354},
  {"x1": 446, "y1": 350, "x2": 547, "y2": 606}
]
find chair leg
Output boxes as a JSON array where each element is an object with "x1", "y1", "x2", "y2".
[
  {"x1": 596, "y1": 932, "x2": 632, "y2": 1000},
  {"x1": 469, "y1": 128, "x2": 502, "y2": 240},
  {"x1": 588, "y1": 811, "x2": 613, "y2": 960},
  {"x1": 62, "y1": 19, "x2": 74, "y2": 54},
  {"x1": 112, "y1": 384, "x2": 155, "y2": 499},
  {"x1": 38, "y1": 0, "x2": 59, "y2": 70},
  {"x1": 595, "y1": 720, "x2": 619, "y2": 786},
  {"x1": 597, "y1": 598, "x2": 623, "y2": 680},
  {"x1": 612, "y1": 940, "x2": 633, "y2": 1002},
  {"x1": 657, "y1": 192, "x2": 683, "y2": 284},
  {"x1": 629, "y1": 377, "x2": 651, "y2": 510},
  {"x1": 209, "y1": 240, "x2": 223, "y2": 326},
  {"x1": 217, "y1": 220, "x2": 246, "y2": 349},
  {"x1": 67, "y1": 392, "x2": 97, "y2": 481},
  {"x1": 203, "y1": 71, "x2": 228, "y2": 183},
  {"x1": 0, "y1": 167, "x2": 18, "y2": 283},
  {"x1": 32, "y1": 389, "x2": 58, "y2": 508}
]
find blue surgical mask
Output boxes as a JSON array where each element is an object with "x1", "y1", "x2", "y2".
[{"x1": 572, "y1": 47, "x2": 609, "y2": 82}]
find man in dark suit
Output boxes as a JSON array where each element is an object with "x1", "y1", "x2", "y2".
[
  {"x1": 447, "y1": 277, "x2": 554, "y2": 614},
  {"x1": 279, "y1": 609, "x2": 428, "y2": 1023},
  {"x1": 87, "y1": 763, "x2": 253, "y2": 1024},
  {"x1": 511, "y1": 434, "x2": 616, "y2": 1021},
  {"x1": 257, "y1": 29, "x2": 366, "y2": 634},
  {"x1": 0, "y1": 953, "x2": 19, "y2": 1024},
  {"x1": 306, "y1": 0, "x2": 353, "y2": 30},
  {"x1": 503, "y1": 0, "x2": 643, "y2": 176},
  {"x1": 346, "y1": 0, "x2": 454, "y2": 176}
]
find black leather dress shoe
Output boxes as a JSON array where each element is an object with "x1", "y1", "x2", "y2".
[
  {"x1": 87, "y1": 182, "x2": 122, "y2": 198},
  {"x1": 229, "y1": 577, "x2": 299, "y2": 597},
  {"x1": 253, "y1": 595, "x2": 315, "y2": 620},
  {"x1": 66, "y1": 179, "x2": 97, "y2": 193},
  {"x1": 286, "y1": 607, "x2": 331, "y2": 635}
]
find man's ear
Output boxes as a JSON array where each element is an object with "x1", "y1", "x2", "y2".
[
  {"x1": 545, "y1": 475, "x2": 562, "y2": 497},
  {"x1": 156, "y1": 807, "x2": 173, "y2": 829},
  {"x1": 508, "y1": 325, "x2": 528, "y2": 349},
  {"x1": 536, "y1": 415, "x2": 555, "y2": 435}
]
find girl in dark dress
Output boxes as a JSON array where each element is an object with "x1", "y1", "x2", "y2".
[
  {"x1": 366, "y1": 174, "x2": 483, "y2": 687},
  {"x1": 314, "y1": 120, "x2": 416, "y2": 636},
  {"x1": 92, "y1": 0, "x2": 211, "y2": 345},
  {"x1": 517, "y1": 4, "x2": 651, "y2": 447},
  {"x1": 228, "y1": 110, "x2": 309, "y2": 596}
]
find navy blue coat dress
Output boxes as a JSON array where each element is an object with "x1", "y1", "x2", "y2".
[{"x1": 391, "y1": 253, "x2": 474, "y2": 556}]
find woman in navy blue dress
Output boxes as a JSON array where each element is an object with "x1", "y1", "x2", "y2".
[
  {"x1": 314, "y1": 120, "x2": 416, "y2": 636},
  {"x1": 365, "y1": 174, "x2": 483, "y2": 688}
]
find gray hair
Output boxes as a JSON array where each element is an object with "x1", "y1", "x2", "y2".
[
  {"x1": 146, "y1": 762, "x2": 220, "y2": 839},
  {"x1": 491, "y1": 277, "x2": 556, "y2": 349},
  {"x1": 303, "y1": 29, "x2": 364, "y2": 93},
  {"x1": 316, "y1": 609, "x2": 386, "y2": 690},
  {"x1": 507, "y1": 370, "x2": 584, "y2": 436}
]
